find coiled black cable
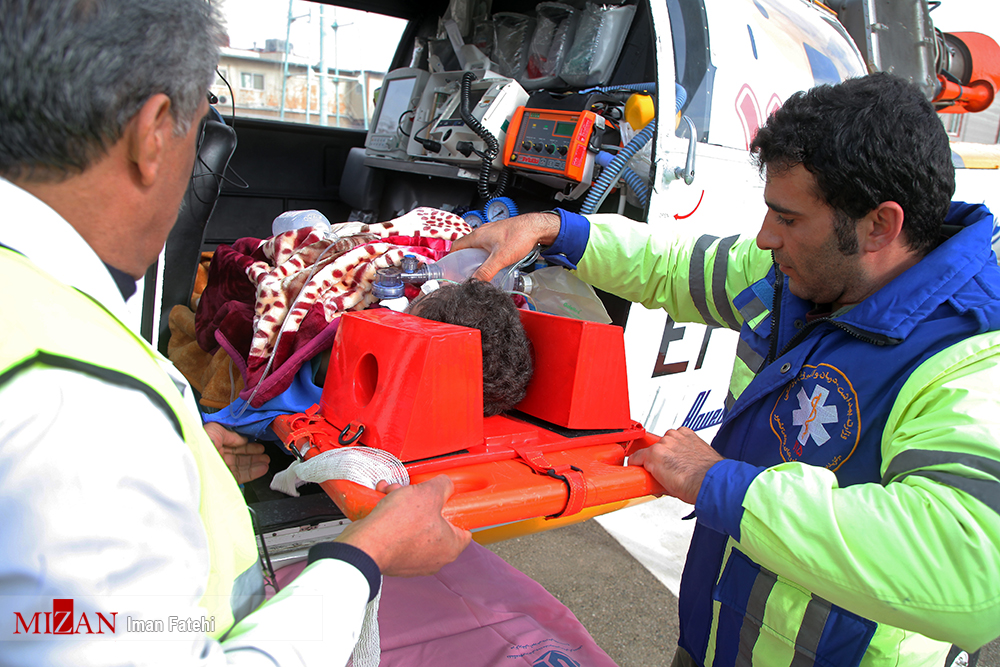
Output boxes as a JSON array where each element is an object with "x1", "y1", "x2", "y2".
[{"x1": 459, "y1": 71, "x2": 509, "y2": 201}]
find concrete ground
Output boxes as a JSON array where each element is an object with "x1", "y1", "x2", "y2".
[{"x1": 488, "y1": 518, "x2": 1000, "y2": 667}]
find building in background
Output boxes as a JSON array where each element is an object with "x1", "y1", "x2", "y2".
[
  {"x1": 211, "y1": 41, "x2": 384, "y2": 129},
  {"x1": 942, "y1": 104, "x2": 1000, "y2": 144}
]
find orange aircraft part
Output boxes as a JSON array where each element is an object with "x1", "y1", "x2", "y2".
[{"x1": 935, "y1": 32, "x2": 1000, "y2": 113}]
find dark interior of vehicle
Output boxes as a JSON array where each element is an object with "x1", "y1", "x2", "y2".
[
  {"x1": 208, "y1": 2, "x2": 652, "y2": 234},
  {"x1": 143, "y1": 0, "x2": 660, "y2": 561}
]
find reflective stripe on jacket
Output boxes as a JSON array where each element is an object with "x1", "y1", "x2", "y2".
[{"x1": 0, "y1": 246, "x2": 264, "y2": 637}]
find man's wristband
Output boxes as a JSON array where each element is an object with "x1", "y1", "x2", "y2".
[
  {"x1": 309, "y1": 542, "x2": 381, "y2": 602},
  {"x1": 540, "y1": 208, "x2": 590, "y2": 269}
]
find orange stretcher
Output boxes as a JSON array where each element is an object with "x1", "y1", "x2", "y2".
[{"x1": 272, "y1": 307, "x2": 664, "y2": 533}]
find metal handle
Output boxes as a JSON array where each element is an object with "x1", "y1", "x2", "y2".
[{"x1": 673, "y1": 115, "x2": 697, "y2": 186}]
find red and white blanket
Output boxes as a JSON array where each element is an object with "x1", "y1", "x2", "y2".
[{"x1": 195, "y1": 207, "x2": 470, "y2": 407}]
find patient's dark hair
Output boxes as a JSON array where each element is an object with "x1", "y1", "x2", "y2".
[{"x1": 412, "y1": 280, "x2": 533, "y2": 416}]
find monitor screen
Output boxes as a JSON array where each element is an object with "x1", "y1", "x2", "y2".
[
  {"x1": 554, "y1": 120, "x2": 576, "y2": 137},
  {"x1": 373, "y1": 76, "x2": 417, "y2": 136}
]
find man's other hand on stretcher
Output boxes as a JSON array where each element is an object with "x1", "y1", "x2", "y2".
[{"x1": 204, "y1": 422, "x2": 270, "y2": 484}]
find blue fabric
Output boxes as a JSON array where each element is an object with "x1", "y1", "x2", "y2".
[
  {"x1": 709, "y1": 551, "x2": 876, "y2": 667},
  {"x1": 815, "y1": 604, "x2": 878, "y2": 667},
  {"x1": 732, "y1": 276, "x2": 775, "y2": 336},
  {"x1": 542, "y1": 208, "x2": 590, "y2": 269},
  {"x1": 695, "y1": 460, "x2": 765, "y2": 542},
  {"x1": 749, "y1": 279, "x2": 773, "y2": 315},
  {"x1": 103, "y1": 262, "x2": 137, "y2": 300},
  {"x1": 202, "y1": 363, "x2": 322, "y2": 444},
  {"x1": 678, "y1": 202, "x2": 1000, "y2": 663}
]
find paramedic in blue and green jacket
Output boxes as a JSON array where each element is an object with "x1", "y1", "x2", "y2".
[{"x1": 454, "y1": 72, "x2": 1000, "y2": 667}]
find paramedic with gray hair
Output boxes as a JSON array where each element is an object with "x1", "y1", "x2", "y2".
[{"x1": 0, "y1": 1, "x2": 470, "y2": 664}]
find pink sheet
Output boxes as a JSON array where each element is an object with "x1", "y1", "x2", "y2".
[{"x1": 271, "y1": 541, "x2": 618, "y2": 666}]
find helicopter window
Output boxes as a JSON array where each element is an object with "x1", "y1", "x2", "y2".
[{"x1": 666, "y1": 0, "x2": 714, "y2": 142}]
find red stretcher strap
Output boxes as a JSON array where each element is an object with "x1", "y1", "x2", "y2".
[{"x1": 514, "y1": 447, "x2": 588, "y2": 518}]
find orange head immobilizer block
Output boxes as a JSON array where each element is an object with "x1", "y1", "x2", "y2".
[
  {"x1": 515, "y1": 309, "x2": 631, "y2": 430},
  {"x1": 320, "y1": 309, "x2": 484, "y2": 462},
  {"x1": 319, "y1": 307, "x2": 632, "y2": 463}
]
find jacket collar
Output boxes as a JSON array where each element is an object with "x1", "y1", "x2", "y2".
[
  {"x1": 832, "y1": 201, "x2": 998, "y2": 339},
  {"x1": 0, "y1": 177, "x2": 135, "y2": 327}
]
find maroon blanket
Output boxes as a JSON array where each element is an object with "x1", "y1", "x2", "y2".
[{"x1": 195, "y1": 208, "x2": 471, "y2": 406}]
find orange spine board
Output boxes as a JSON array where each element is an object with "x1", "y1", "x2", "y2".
[{"x1": 318, "y1": 434, "x2": 665, "y2": 531}]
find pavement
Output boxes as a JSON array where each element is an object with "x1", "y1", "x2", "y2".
[{"x1": 487, "y1": 503, "x2": 1000, "y2": 667}]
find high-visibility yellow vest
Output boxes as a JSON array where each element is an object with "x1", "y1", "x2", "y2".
[{"x1": 0, "y1": 246, "x2": 264, "y2": 637}]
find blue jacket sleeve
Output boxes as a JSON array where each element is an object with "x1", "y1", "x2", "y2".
[
  {"x1": 541, "y1": 208, "x2": 591, "y2": 270},
  {"x1": 695, "y1": 459, "x2": 766, "y2": 541}
]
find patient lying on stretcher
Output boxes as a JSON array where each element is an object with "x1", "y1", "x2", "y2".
[
  {"x1": 170, "y1": 208, "x2": 532, "y2": 483},
  {"x1": 199, "y1": 275, "x2": 534, "y2": 458}
]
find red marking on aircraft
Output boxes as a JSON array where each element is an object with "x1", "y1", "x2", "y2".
[
  {"x1": 766, "y1": 94, "x2": 782, "y2": 119},
  {"x1": 736, "y1": 84, "x2": 763, "y2": 150},
  {"x1": 674, "y1": 190, "x2": 705, "y2": 220}
]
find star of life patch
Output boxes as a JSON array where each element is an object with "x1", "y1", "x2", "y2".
[{"x1": 769, "y1": 363, "x2": 860, "y2": 470}]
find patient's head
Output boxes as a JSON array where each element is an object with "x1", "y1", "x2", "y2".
[{"x1": 410, "y1": 280, "x2": 534, "y2": 416}]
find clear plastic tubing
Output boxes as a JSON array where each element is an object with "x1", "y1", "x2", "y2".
[{"x1": 401, "y1": 248, "x2": 522, "y2": 292}]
